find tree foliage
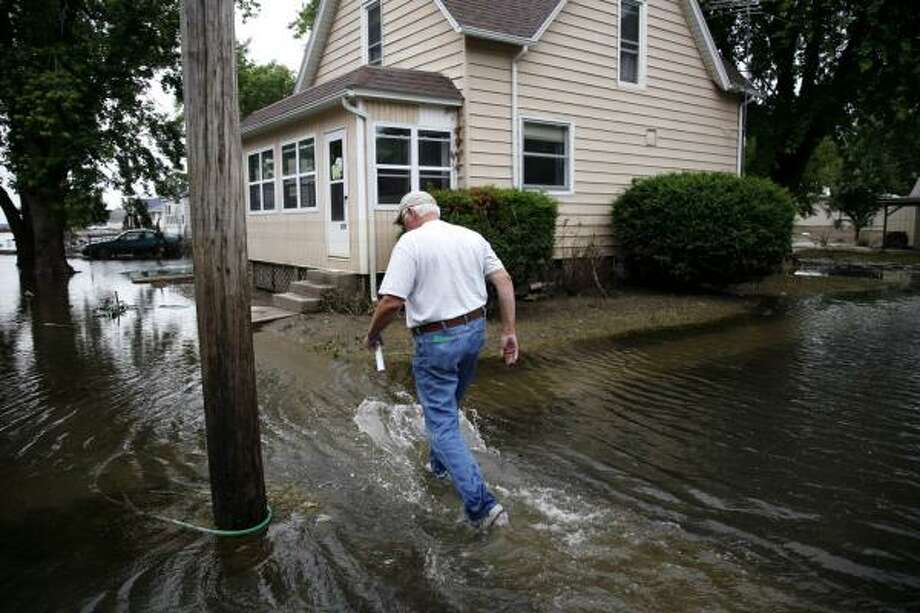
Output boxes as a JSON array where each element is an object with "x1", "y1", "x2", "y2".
[
  {"x1": 289, "y1": 0, "x2": 320, "y2": 40},
  {"x1": 0, "y1": 0, "x2": 287, "y2": 280},
  {"x1": 706, "y1": 0, "x2": 920, "y2": 205},
  {"x1": 0, "y1": 0, "x2": 186, "y2": 278},
  {"x1": 0, "y1": 0, "x2": 185, "y2": 204},
  {"x1": 237, "y1": 43, "x2": 295, "y2": 118}
]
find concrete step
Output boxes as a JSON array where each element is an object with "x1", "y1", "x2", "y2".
[
  {"x1": 306, "y1": 268, "x2": 361, "y2": 292},
  {"x1": 273, "y1": 292, "x2": 322, "y2": 314},
  {"x1": 289, "y1": 280, "x2": 334, "y2": 299}
]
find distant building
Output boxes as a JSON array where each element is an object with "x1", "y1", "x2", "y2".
[
  {"x1": 0, "y1": 231, "x2": 15, "y2": 254},
  {"x1": 142, "y1": 196, "x2": 191, "y2": 238}
]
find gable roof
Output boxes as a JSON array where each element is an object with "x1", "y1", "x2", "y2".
[
  {"x1": 296, "y1": 0, "x2": 750, "y2": 96},
  {"x1": 243, "y1": 66, "x2": 463, "y2": 137},
  {"x1": 682, "y1": 0, "x2": 757, "y2": 96},
  {"x1": 435, "y1": 0, "x2": 567, "y2": 43}
]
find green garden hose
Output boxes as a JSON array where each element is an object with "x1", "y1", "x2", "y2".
[{"x1": 149, "y1": 505, "x2": 273, "y2": 537}]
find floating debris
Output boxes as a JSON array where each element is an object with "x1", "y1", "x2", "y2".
[{"x1": 96, "y1": 292, "x2": 129, "y2": 318}]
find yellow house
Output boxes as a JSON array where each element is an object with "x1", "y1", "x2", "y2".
[{"x1": 241, "y1": 0, "x2": 752, "y2": 306}]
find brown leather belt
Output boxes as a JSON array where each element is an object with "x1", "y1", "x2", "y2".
[{"x1": 412, "y1": 307, "x2": 486, "y2": 336}]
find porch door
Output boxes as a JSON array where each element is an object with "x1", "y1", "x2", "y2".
[{"x1": 325, "y1": 129, "x2": 350, "y2": 258}]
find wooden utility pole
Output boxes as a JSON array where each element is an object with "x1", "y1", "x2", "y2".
[{"x1": 180, "y1": 0, "x2": 267, "y2": 529}]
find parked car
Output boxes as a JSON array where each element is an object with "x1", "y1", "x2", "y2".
[{"x1": 82, "y1": 230, "x2": 181, "y2": 260}]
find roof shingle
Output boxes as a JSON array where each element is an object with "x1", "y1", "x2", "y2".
[
  {"x1": 242, "y1": 66, "x2": 463, "y2": 134},
  {"x1": 440, "y1": 0, "x2": 564, "y2": 40}
]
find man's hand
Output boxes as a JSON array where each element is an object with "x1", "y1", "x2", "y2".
[
  {"x1": 500, "y1": 332, "x2": 519, "y2": 366},
  {"x1": 365, "y1": 294, "x2": 404, "y2": 351},
  {"x1": 365, "y1": 334, "x2": 381, "y2": 351}
]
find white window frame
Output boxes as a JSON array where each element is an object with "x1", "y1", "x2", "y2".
[
  {"x1": 279, "y1": 134, "x2": 320, "y2": 214},
  {"x1": 361, "y1": 0, "x2": 383, "y2": 66},
  {"x1": 246, "y1": 146, "x2": 278, "y2": 214},
  {"x1": 519, "y1": 116, "x2": 575, "y2": 196},
  {"x1": 417, "y1": 129, "x2": 453, "y2": 195},
  {"x1": 617, "y1": 0, "x2": 648, "y2": 89},
  {"x1": 371, "y1": 122, "x2": 455, "y2": 210}
]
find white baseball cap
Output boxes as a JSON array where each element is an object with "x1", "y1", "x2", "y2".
[{"x1": 395, "y1": 190, "x2": 436, "y2": 224}]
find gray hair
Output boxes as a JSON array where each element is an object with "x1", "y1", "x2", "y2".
[{"x1": 398, "y1": 190, "x2": 441, "y2": 219}]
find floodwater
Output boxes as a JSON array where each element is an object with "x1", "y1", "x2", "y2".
[{"x1": 1, "y1": 255, "x2": 919, "y2": 612}]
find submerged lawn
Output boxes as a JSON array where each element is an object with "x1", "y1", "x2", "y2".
[{"x1": 796, "y1": 248, "x2": 920, "y2": 267}]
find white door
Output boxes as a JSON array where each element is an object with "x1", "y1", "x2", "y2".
[{"x1": 325, "y1": 129, "x2": 349, "y2": 258}]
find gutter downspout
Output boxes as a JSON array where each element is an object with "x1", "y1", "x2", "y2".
[
  {"x1": 341, "y1": 96, "x2": 377, "y2": 302},
  {"x1": 737, "y1": 91, "x2": 752, "y2": 176},
  {"x1": 511, "y1": 45, "x2": 530, "y2": 188}
]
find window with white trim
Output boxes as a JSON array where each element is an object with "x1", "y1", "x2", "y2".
[
  {"x1": 247, "y1": 148, "x2": 275, "y2": 212},
  {"x1": 619, "y1": 0, "x2": 646, "y2": 85},
  {"x1": 375, "y1": 127, "x2": 411, "y2": 205},
  {"x1": 281, "y1": 137, "x2": 317, "y2": 210},
  {"x1": 522, "y1": 121, "x2": 571, "y2": 190},
  {"x1": 418, "y1": 130, "x2": 451, "y2": 191},
  {"x1": 363, "y1": 1, "x2": 383, "y2": 66},
  {"x1": 374, "y1": 126, "x2": 453, "y2": 206}
]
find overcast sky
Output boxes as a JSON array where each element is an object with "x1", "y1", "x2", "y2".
[{"x1": 0, "y1": 3, "x2": 306, "y2": 226}]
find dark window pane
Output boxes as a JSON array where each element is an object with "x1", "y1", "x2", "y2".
[
  {"x1": 249, "y1": 184, "x2": 261, "y2": 211},
  {"x1": 377, "y1": 170, "x2": 411, "y2": 204},
  {"x1": 377, "y1": 127, "x2": 410, "y2": 138},
  {"x1": 524, "y1": 123, "x2": 567, "y2": 155},
  {"x1": 524, "y1": 138, "x2": 566, "y2": 156},
  {"x1": 621, "y1": 0, "x2": 640, "y2": 43},
  {"x1": 524, "y1": 155, "x2": 566, "y2": 187},
  {"x1": 419, "y1": 138, "x2": 450, "y2": 167},
  {"x1": 376, "y1": 137, "x2": 410, "y2": 165},
  {"x1": 262, "y1": 182, "x2": 275, "y2": 210},
  {"x1": 283, "y1": 178, "x2": 298, "y2": 209},
  {"x1": 300, "y1": 176, "x2": 316, "y2": 208},
  {"x1": 330, "y1": 183, "x2": 345, "y2": 222},
  {"x1": 368, "y1": 43, "x2": 382, "y2": 65},
  {"x1": 620, "y1": 50, "x2": 639, "y2": 83},
  {"x1": 248, "y1": 154, "x2": 260, "y2": 183},
  {"x1": 262, "y1": 150, "x2": 274, "y2": 179},
  {"x1": 367, "y1": 3, "x2": 381, "y2": 46},
  {"x1": 420, "y1": 171, "x2": 450, "y2": 192},
  {"x1": 282, "y1": 144, "x2": 297, "y2": 176},
  {"x1": 298, "y1": 140, "x2": 315, "y2": 173}
]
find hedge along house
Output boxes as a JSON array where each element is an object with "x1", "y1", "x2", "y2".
[{"x1": 241, "y1": 0, "x2": 753, "y2": 307}]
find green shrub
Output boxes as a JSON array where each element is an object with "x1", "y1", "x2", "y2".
[
  {"x1": 431, "y1": 187, "x2": 558, "y2": 289},
  {"x1": 611, "y1": 172, "x2": 795, "y2": 287}
]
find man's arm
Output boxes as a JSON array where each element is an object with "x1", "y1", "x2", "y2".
[
  {"x1": 487, "y1": 269, "x2": 518, "y2": 365},
  {"x1": 365, "y1": 294, "x2": 405, "y2": 349}
]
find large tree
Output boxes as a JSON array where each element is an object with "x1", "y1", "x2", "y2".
[
  {"x1": 706, "y1": 0, "x2": 920, "y2": 207},
  {"x1": 0, "y1": 0, "x2": 283, "y2": 284},
  {"x1": 0, "y1": 0, "x2": 185, "y2": 281}
]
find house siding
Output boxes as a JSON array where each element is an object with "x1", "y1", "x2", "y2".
[
  {"x1": 243, "y1": 106, "x2": 362, "y2": 272},
  {"x1": 462, "y1": 0, "x2": 741, "y2": 256},
  {"x1": 313, "y1": 0, "x2": 464, "y2": 87},
  {"x1": 314, "y1": 1, "x2": 362, "y2": 84},
  {"x1": 464, "y1": 38, "x2": 515, "y2": 188}
]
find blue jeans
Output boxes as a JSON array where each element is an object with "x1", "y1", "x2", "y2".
[{"x1": 412, "y1": 317, "x2": 498, "y2": 522}]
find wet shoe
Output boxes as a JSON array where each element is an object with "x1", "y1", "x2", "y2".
[{"x1": 476, "y1": 503, "x2": 510, "y2": 530}]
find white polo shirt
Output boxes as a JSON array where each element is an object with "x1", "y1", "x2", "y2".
[{"x1": 378, "y1": 219, "x2": 505, "y2": 328}]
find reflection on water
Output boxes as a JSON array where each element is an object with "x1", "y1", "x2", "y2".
[{"x1": 1, "y1": 254, "x2": 919, "y2": 611}]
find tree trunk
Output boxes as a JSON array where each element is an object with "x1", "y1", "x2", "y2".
[
  {"x1": 23, "y1": 190, "x2": 74, "y2": 281},
  {"x1": 181, "y1": 0, "x2": 267, "y2": 530},
  {"x1": 0, "y1": 185, "x2": 35, "y2": 275}
]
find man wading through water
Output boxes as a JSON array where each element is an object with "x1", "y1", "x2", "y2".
[{"x1": 365, "y1": 191, "x2": 518, "y2": 530}]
